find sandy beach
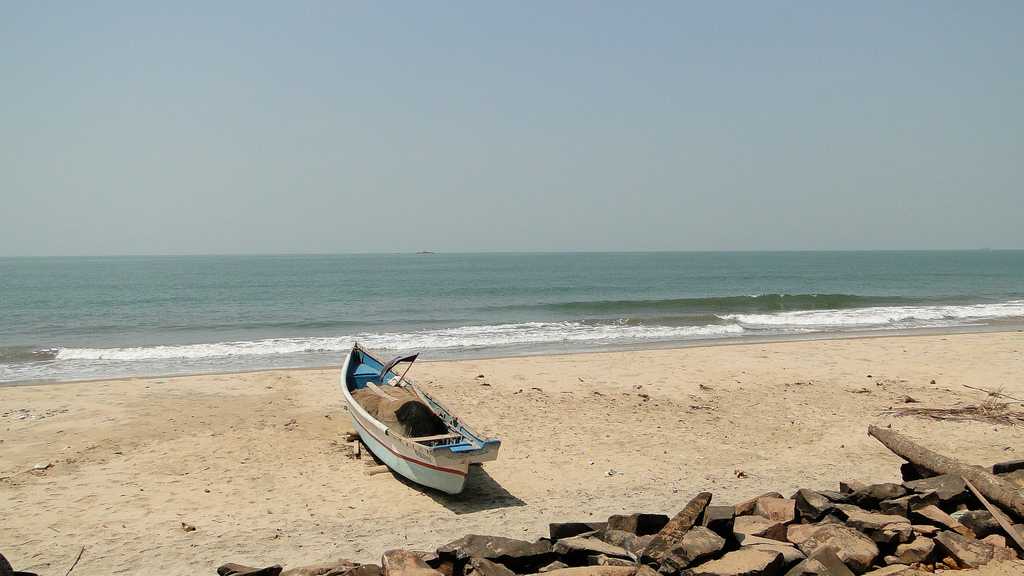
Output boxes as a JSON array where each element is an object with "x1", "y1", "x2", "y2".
[{"x1": 2, "y1": 331, "x2": 1024, "y2": 574}]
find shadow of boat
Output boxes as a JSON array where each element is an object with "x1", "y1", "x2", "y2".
[{"x1": 391, "y1": 464, "x2": 526, "y2": 514}]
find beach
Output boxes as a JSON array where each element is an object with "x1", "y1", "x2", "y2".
[{"x1": 2, "y1": 331, "x2": 1024, "y2": 574}]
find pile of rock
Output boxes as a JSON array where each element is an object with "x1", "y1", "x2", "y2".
[{"x1": 217, "y1": 460, "x2": 1024, "y2": 576}]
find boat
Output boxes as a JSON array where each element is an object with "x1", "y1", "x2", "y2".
[{"x1": 340, "y1": 343, "x2": 501, "y2": 494}]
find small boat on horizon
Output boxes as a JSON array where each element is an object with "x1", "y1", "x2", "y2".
[{"x1": 340, "y1": 343, "x2": 501, "y2": 494}]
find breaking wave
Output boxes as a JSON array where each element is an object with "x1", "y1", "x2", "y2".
[
  {"x1": 722, "y1": 300, "x2": 1024, "y2": 328},
  {"x1": 53, "y1": 321, "x2": 745, "y2": 362}
]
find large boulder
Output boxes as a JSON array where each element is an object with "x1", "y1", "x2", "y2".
[
  {"x1": 553, "y1": 536, "x2": 632, "y2": 560},
  {"x1": 641, "y1": 492, "x2": 712, "y2": 564},
  {"x1": 598, "y1": 530, "x2": 653, "y2": 556},
  {"x1": 607, "y1": 514, "x2": 669, "y2": 536},
  {"x1": 465, "y1": 558, "x2": 516, "y2": 576},
  {"x1": 219, "y1": 564, "x2": 284, "y2": 576},
  {"x1": 784, "y1": 546, "x2": 854, "y2": 576},
  {"x1": 550, "y1": 523, "x2": 607, "y2": 541},
  {"x1": 281, "y1": 559, "x2": 363, "y2": 576},
  {"x1": 735, "y1": 493, "x2": 784, "y2": 516},
  {"x1": 877, "y1": 492, "x2": 937, "y2": 517},
  {"x1": 737, "y1": 537, "x2": 804, "y2": 568},
  {"x1": 437, "y1": 536, "x2": 554, "y2": 572},
  {"x1": 754, "y1": 498, "x2": 796, "y2": 524},
  {"x1": 902, "y1": 475, "x2": 966, "y2": 504},
  {"x1": 796, "y1": 524, "x2": 878, "y2": 573},
  {"x1": 850, "y1": 484, "x2": 907, "y2": 508},
  {"x1": 934, "y1": 530, "x2": 1015, "y2": 568},
  {"x1": 688, "y1": 548, "x2": 784, "y2": 576},
  {"x1": 525, "y1": 568, "x2": 637, "y2": 576},
  {"x1": 658, "y1": 527, "x2": 726, "y2": 572},
  {"x1": 382, "y1": 551, "x2": 444, "y2": 576},
  {"x1": 702, "y1": 506, "x2": 737, "y2": 539},
  {"x1": 884, "y1": 537, "x2": 934, "y2": 565},
  {"x1": 832, "y1": 505, "x2": 912, "y2": 544},
  {"x1": 734, "y1": 516, "x2": 787, "y2": 543},
  {"x1": 909, "y1": 505, "x2": 973, "y2": 537},
  {"x1": 792, "y1": 490, "x2": 833, "y2": 522},
  {"x1": 954, "y1": 510, "x2": 999, "y2": 539}
]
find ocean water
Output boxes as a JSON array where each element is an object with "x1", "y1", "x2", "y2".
[{"x1": 1, "y1": 251, "x2": 1023, "y2": 383}]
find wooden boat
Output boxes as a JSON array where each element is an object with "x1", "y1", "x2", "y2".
[{"x1": 340, "y1": 343, "x2": 501, "y2": 494}]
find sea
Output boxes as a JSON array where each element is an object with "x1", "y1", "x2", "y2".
[{"x1": 2, "y1": 251, "x2": 1023, "y2": 384}]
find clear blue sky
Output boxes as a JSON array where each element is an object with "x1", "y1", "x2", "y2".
[{"x1": 2, "y1": 1, "x2": 1021, "y2": 255}]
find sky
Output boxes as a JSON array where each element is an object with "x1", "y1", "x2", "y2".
[{"x1": 1, "y1": 2, "x2": 1021, "y2": 256}]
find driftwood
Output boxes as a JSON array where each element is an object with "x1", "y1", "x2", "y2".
[
  {"x1": 962, "y1": 476, "x2": 1024, "y2": 552},
  {"x1": 868, "y1": 425, "x2": 1024, "y2": 520},
  {"x1": 64, "y1": 546, "x2": 85, "y2": 576}
]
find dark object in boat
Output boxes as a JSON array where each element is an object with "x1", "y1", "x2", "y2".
[{"x1": 351, "y1": 386, "x2": 448, "y2": 438}]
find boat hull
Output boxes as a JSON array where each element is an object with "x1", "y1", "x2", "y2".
[
  {"x1": 348, "y1": 408, "x2": 469, "y2": 494},
  {"x1": 340, "y1": 344, "x2": 496, "y2": 495}
]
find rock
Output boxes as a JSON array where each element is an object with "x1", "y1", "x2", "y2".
[
  {"x1": 911, "y1": 525, "x2": 939, "y2": 537},
  {"x1": 599, "y1": 531, "x2": 653, "y2": 556},
  {"x1": 839, "y1": 481, "x2": 866, "y2": 495},
  {"x1": 832, "y1": 505, "x2": 912, "y2": 544},
  {"x1": 527, "y1": 568, "x2": 636, "y2": 576},
  {"x1": 955, "y1": 510, "x2": 999, "y2": 538},
  {"x1": 792, "y1": 490, "x2": 832, "y2": 522},
  {"x1": 738, "y1": 538, "x2": 804, "y2": 568},
  {"x1": 980, "y1": 534, "x2": 1006, "y2": 548},
  {"x1": 817, "y1": 491, "x2": 849, "y2": 504},
  {"x1": 1000, "y1": 470, "x2": 1024, "y2": 489},
  {"x1": 689, "y1": 548, "x2": 784, "y2": 576},
  {"x1": 659, "y1": 527, "x2": 726, "y2": 572},
  {"x1": 702, "y1": 506, "x2": 736, "y2": 539},
  {"x1": 465, "y1": 558, "x2": 516, "y2": 576},
  {"x1": 382, "y1": 551, "x2": 444, "y2": 576},
  {"x1": 754, "y1": 498, "x2": 797, "y2": 524},
  {"x1": 887, "y1": 537, "x2": 934, "y2": 565},
  {"x1": 437, "y1": 535, "x2": 553, "y2": 571},
  {"x1": 909, "y1": 506, "x2": 973, "y2": 537},
  {"x1": 735, "y1": 493, "x2": 785, "y2": 516},
  {"x1": 992, "y1": 459, "x2": 1024, "y2": 474},
  {"x1": 218, "y1": 565, "x2": 284, "y2": 576},
  {"x1": 551, "y1": 523, "x2": 607, "y2": 541},
  {"x1": 902, "y1": 475, "x2": 966, "y2": 503},
  {"x1": 539, "y1": 561, "x2": 569, "y2": 573},
  {"x1": 786, "y1": 525, "x2": 821, "y2": 546},
  {"x1": 734, "y1": 515, "x2": 787, "y2": 542},
  {"x1": 784, "y1": 546, "x2": 854, "y2": 576},
  {"x1": 877, "y1": 492, "x2": 938, "y2": 517},
  {"x1": 796, "y1": 524, "x2": 879, "y2": 573},
  {"x1": 607, "y1": 514, "x2": 669, "y2": 536},
  {"x1": 850, "y1": 484, "x2": 907, "y2": 507},
  {"x1": 933, "y1": 530, "x2": 1004, "y2": 568},
  {"x1": 860, "y1": 566, "x2": 927, "y2": 576},
  {"x1": 641, "y1": 492, "x2": 712, "y2": 564},
  {"x1": 280, "y1": 559, "x2": 360, "y2": 576},
  {"x1": 899, "y1": 463, "x2": 933, "y2": 482},
  {"x1": 586, "y1": 556, "x2": 634, "y2": 567},
  {"x1": 554, "y1": 536, "x2": 632, "y2": 560}
]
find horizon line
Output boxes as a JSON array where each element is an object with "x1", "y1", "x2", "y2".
[{"x1": 1, "y1": 247, "x2": 1022, "y2": 258}]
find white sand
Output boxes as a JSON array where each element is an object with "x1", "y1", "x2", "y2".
[{"x1": 2, "y1": 332, "x2": 1023, "y2": 574}]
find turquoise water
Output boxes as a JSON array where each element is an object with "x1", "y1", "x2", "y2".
[{"x1": 2, "y1": 251, "x2": 1023, "y2": 383}]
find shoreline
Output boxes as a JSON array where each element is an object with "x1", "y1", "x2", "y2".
[{"x1": 5, "y1": 321, "x2": 1024, "y2": 388}]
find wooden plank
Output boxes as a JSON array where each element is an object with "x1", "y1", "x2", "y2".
[
  {"x1": 364, "y1": 465, "x2": 390, "y2": 476},
  {"x1": 962, "y1": 476, "x2": 1024, "y2": 553},
  {"x1": 408, "y1": 433, "x2": 461, "y2": 443}
]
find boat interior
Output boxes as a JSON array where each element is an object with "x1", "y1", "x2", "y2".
[{"x1": 346, "y1": 346, "x2": 483, "y2": 451}]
